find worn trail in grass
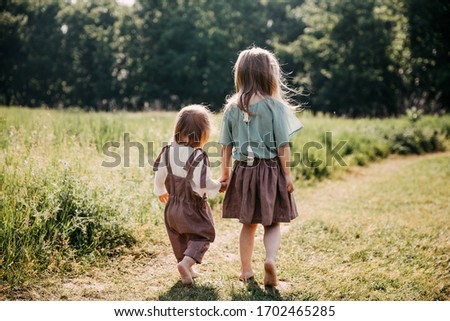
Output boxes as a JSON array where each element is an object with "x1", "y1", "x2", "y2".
[{"x1": 7, "y1": 152, "x2": 450, "y2": 300}]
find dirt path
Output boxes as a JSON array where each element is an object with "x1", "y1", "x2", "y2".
[
  {"x1": 8, "y1": 152, "x2": 450, "y2": 300},
  {"x1": 297, "y1": 151, "x2": 450, "y2": 219}
]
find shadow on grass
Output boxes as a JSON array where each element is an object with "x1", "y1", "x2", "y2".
[
  {"x1": 158, "y1": 281, "x2": 220, "y2": 301},
  {"x1": 230, "y1": 278, "x2": 286, "y2": 301},
  {"x1": 158, "y1": 279, "x2": 319, "y2": 301}
]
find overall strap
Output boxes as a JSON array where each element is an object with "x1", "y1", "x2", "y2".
[
  {"x1": 153, "y1": 145, "x2": 172, "y2": 174},
  {"x1": 183, "y1": 148, "x2": 209, "y2": 188}
]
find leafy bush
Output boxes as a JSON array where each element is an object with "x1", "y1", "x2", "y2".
[
  {"x1": 390, "y1": 129, "x2": 445, "y2": 155},
  {"x1": 289, "y1": 113, "x2": 449, "y2": 176},
  {"x1": 406, "y1": 107, "x2": 424, "y2": 123}
]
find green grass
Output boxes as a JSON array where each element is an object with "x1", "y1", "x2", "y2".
[
  {"x1": 0, "y1": 106, "x2": 449, "y2": 299},
  {"x1": 277, "y1": 155, "x2": 450, "y2": 300},
  {"x1": 153, "y1": 154, "x2": 449, "y2": 301}
]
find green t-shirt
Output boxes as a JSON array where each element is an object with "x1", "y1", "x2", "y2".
[{"x1": 218, "y1": 98, "x2": 303, "y2": 161}]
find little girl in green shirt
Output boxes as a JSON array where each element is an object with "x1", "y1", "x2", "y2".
[{"x1": 219, "y1": 46, "x2": 303, "y2": 287}]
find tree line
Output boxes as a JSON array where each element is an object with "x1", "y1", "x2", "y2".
[{"x1": 1, "y1": 0, "x2": 449, "y2": 116}]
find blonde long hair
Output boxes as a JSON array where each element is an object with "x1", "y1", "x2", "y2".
[{"x1": 225, "y1": 46, "x2": 299, "y2": 112}]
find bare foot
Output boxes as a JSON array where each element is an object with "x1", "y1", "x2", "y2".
[
  {"x1": 239, "y1": 269, "x2": 254, "y2": 282},
  {"x1": 263, "y1": 260, "x2": 278, "y2": 287},
  {"x1": 177, "y1": 262, "x2": 193, "y2": 286},
  {"x1": 190, "y1": 268, "x2": 202, "y2": 279}
]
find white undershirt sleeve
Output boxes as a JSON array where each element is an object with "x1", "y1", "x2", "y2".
[{"x1": 153, "y1": 162, "x2": 168, "y2": 196}]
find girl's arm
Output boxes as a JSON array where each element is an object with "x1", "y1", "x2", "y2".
[
  {"x1": 278, "y1": 144, "x2": 294, "y2": 193},
  {"x1": 220, "y1": 145, "x2": 233, "y2": 183}
]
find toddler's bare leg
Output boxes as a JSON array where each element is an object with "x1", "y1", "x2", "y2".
[
  {"x1": 239, "y1": 224, "x2": 258, "y2": 280},
  {"x1": 177, "y1": 256, "x2": 196, "y2": 286},
  {"x1": 263, "y1": 223, "x2": 280, "y2": 286}
]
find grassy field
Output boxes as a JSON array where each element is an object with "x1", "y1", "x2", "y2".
[{"x1": 0, "y1": 106, "x2": 449, "y2": 300}]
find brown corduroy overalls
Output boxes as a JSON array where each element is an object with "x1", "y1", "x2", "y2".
[{"x1": 154, "y1": 145, "x2": 215, "y2": 264}]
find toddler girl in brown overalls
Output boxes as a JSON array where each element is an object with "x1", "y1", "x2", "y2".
[{"x1": 153, "y1": 105, "x2": 226, "y2": 286}]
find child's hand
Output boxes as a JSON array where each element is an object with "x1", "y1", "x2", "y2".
[
  {"x1": 219, "y1": 181, "x2": 227, "y2": 193},
  {"x1": 219, "y1": 175, "x2": 229, "y2": 183},
  {"x1": 218, "y1": 176, "x2": 229, "y2": 193},
  {"x1": 285, "y1": 175, "x2": 294, "y2": 193},
  {"x1": 159, "y1": 193, "x2": 169, "y2": 203}
]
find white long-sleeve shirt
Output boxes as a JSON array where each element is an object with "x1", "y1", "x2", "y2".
[{"x1": 153, "y1": 143, "x2": 221, "y2": 198}]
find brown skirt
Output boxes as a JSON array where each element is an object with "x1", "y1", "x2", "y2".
[{"x1": 222, "y1": 158, "x2": 298, "y2": 226}]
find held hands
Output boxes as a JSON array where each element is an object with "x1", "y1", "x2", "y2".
[
  {"x1": 219, "y1": 181, "x2": 227, "y2": 193},
  {"x1": 219, "y1": 176, "x2": 229, "y2": 193},
  {"x1": 159, "y1": 193, "x2": 169, "y2": 204}
]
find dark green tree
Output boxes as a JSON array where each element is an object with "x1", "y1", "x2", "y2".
[
  {"x1": 1, "y1": 0, "x2": 447, "y2": 114},
  {"x1": 1, "y1": 0, "x2": 65, "y2": 107},
  {"x1": 284, "y1": 0, "x2": 405, "y2": 117},
  {"x1": 132, "y1": 0, "x2": 275, "y2": 110},
  {"x1": 57, "y1": 0, "x2": 119, "y2": 110},
  {"x1": 0, "y1": 5, "x2": 26, "y2": 105},
  {"x1": 407, "y1": 0, "x2": 450, "y2": 112}
]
